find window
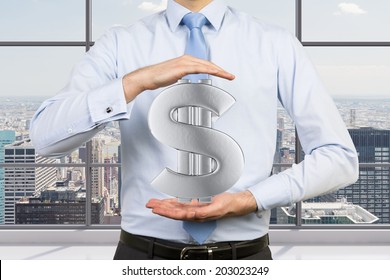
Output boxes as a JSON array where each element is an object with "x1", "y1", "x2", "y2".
[
  {"x1": 0, "y1": 0, "x2": 389, "y2": 229},
  {"x1": 0, "y1": 0, "x2": 85, "y2": 41},
  {"x1": 0, "y1": 48, "x2": 85, "y2": 96},
  {"x1": 302, "y1": 0, "x2": 390, "y2": 42}
]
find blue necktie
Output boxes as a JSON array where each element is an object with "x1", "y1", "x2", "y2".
[
  {"x1": 182, "y1": 12, "x2": 209, "y2": 82},
  {"x1": 181, "y1": 12, "x2": 216, "y2": 244}
]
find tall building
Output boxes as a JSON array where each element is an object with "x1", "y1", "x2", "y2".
[
  {"x1": 79, "y1": 140, "x2": 106, "y2": 221},
  {"x1": 118, "y1": 144, "x2": 122, "y2": 210},
  {"x1": 273, "y1": 129, "x2": 283, "y2": 170},
  {"x1": 336, "y1": 127, "x2": 390, "y2": 223},
  {"x1": 15, "y1": 185, "x2": 104, "y2": 224},
  {"x1": 103, "y1": 156, "x2": 120, "y2": 215},
  {"x1": 0, "y1": 130, "x2": 16, "y2": 224},
  {"x1": 78, "y1": 145, "x2": 87, "y2": 163},
  {"x1": 104, "y1": 158, "x2": 112, "y2": 192},
  {"x1": 91, "y1": 138, "x2": 104, "y2": 199},
  {"x1": 3, "y1": 140, "x2": 57, "y2": 224}
]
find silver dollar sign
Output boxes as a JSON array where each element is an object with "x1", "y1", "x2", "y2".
[{"x1": 148, "y1": 80, "x2": 244, "y2": 202}]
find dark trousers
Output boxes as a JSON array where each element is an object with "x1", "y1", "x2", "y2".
[{"x1": 113, "y1": 239, "x2": 273, "y2": 260}]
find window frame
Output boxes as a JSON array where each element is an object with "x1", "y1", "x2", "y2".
[{"x1": 0, "y1": 0, "x2": 389, "y2": 232}]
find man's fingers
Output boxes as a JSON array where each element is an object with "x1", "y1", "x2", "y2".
[
  {"x1": 146, "y1": 198, "x2": 213, "y2": 221},
  {"x1": 146, "y1": 198, "x2": 172, "y2": 208},
  {"x1": 155, "y1": 207, "x2": 197, "y2": 221},
  {"x1": 146, "y1": 192, "x2": 256, "y2": 222},
  {"x1": 123, "y1": 55, "x2": 235, "y2": 102},
  {"x1": 179, "y1": 55, "x2": 235, "y2": 80}
]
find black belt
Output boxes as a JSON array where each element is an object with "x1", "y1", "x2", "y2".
[{"x1": 119, "y1": 230, "x2": 269, "y2": 260}]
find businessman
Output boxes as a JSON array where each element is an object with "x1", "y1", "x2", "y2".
[{"x1": 30, "y1": 0, "x2": 359, "y2": 259}]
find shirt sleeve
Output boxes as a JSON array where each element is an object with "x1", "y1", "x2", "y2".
[
  {"x1": 29, "y1": 28, "x2": 132, "y2": 157},
  {"x1": 248, "y1": 30, "x2": 359, "y2": 210}
]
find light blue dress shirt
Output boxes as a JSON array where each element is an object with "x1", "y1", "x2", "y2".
[{"x1": 30, "y1": 0, "x2": 358, "y2": 243}]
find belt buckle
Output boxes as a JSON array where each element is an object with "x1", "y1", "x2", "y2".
[{"x1": 180, "y1": 245, "x2": 218, "y2": 260}]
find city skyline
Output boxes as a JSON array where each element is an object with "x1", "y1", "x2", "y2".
[{"x1": 1, "y1": 95, "x2": 390, "y2": 225}]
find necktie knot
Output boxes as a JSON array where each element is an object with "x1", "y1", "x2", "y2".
[{"x1": 182, "y1": 13, "x2": 208, "y2": 30}]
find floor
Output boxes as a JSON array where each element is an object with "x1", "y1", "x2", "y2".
[{"x1": 1, "y1": 244, "x2": 389, "y2": 260}]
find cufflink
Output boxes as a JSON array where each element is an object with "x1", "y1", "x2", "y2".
[{"x1": 106, "y1": 107, "x2": 113, "y2": 114}]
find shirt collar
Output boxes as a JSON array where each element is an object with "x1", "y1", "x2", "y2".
[{"x1": 166, "y1": 0, "x2": 227, "y2": 32}]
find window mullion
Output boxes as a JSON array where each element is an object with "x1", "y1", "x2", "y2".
[
  {"x1": 86, "y1": 0, "x2": 92, "y2": 52},
  {"x1": 295, "y1": 0, "x2": 302, "y2": 41},
  {"x1": 294, "y1": 0, "x2": 303, "y2": 226},
  {"x1": 85, "y1": 141, "x2": 92, "y2": 226}
]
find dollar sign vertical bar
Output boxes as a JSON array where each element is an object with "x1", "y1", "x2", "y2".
[{"x1": 177, "y1": 80, "x2": 213, "y2": 203}]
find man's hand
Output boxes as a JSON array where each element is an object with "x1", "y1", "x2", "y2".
[
  {"x1": 122, "y1": 55, "x2": 235, "y2": 103},
  {"x1": 146, "y1": 191, "x2": 257, "y2": 222}
]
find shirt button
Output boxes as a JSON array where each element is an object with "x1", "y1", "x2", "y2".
[
  {"x1": 67, "y1": 128, "x2": 73, "y2": 134},
  {"x1": 106, "y1": 107, "x2": 113, "y2": 114}
]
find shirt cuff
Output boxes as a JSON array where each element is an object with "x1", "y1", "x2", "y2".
[
  {"x1": 248, "y1": 173, "x2": 292, "y2": 211},
  {"x1": 87, "y1": 78, "x2": 130, "y2": 124}
]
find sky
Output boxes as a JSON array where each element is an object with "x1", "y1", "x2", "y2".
[{"x1": 0, "y1": 0, "x2": 389, "y2": 97}]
